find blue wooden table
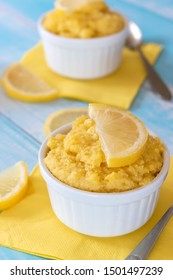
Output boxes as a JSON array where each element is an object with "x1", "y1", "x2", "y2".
[{"x1": 0, "y1": 0, "x2": 173, "y2": 260}]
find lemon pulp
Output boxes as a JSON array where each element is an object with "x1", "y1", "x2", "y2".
[
  {"x1": 2, "y1": 63, "x2": 58, "y2": 102},
  {"x1": 89, "y1": 103, "x2": 148, "y2": 167},
  {"x1": 0, "y1": 161, "x2": 28, "y2": 211}
]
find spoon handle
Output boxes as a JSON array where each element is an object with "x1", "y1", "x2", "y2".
[
  {"x1": 137, "y1": 46, "x2": 172, "y2": 100},
  {"x1": 125, "y1": 205, "x2": 173, "y2": 260}
]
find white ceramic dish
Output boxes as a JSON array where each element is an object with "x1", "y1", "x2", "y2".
[
  {"x1": 37, "y1": 11, "x2": 129, "y2": 79},
  {"x1": 38, "y1": 123, "x2": 170, "y2": 237}
]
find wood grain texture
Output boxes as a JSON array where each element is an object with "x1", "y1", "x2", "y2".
[
  {"x1": 122, "y1": 0, "x2": 173, "y2": 20},
  {"x1": 0, "y1": 0, "x2": 173, "y2": 260},
  {"x1": 0, "y1": 113, "x2": 40, "y2": 171}
]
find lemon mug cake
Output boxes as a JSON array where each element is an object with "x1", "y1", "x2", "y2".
[
  {"x1": 38, "y1": 0, "x2": 128, "y2": 78},
  {"x1": 39, "y1": 104, "x2": 169, "y2": 236}
]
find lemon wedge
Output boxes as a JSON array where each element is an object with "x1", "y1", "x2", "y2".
[
  {"x1": 55, "y1": 0, "x2": 103, "y2": 13},
  {"x1": 44, "y1": 107, "x2": 88, "y2": 135},
  {"x1": 2, "y1": 63, "x2": 58, "y2": 102},
  {"x1": 89, "y1": 104, "x2": 148, "y2": 167},
  {"x1": 0, "y1": 161, "x2": 28, "y2": 211}
]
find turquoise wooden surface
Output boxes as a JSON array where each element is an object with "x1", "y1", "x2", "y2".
[{"x1": 0, "y1": 0, "x2": 172, "y2": 260}]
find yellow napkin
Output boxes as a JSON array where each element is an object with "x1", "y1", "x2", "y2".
[
  {"x1": 21, "y1": 43, "x2": 162, "y2": 109},
  {"x1": 0, "y1": 157, "x2": 173, "y2": 260}
]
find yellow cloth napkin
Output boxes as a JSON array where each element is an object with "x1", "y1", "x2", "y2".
[
  {"x1": 21, "y1": 43, "x2": 162, "y2": 109},
  {"x1": 0, "y1": 157, "x2": 173, "y2": 260}
]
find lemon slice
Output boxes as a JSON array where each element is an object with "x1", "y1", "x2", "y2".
[
  {"x1": 2, "y1": 63, "x2": 58, "y2": 102},
  {"x1": 0, "y1": 161, "x2": 28, "y2": 211},
  {"x1": 89, "y1": 104, "x2": 148, "y2": 167},
  {"x1": 44, "y1": 107, "x2": 88, "y2": 135},
  {"x1": 55, "y1": 0, "x2": 102, "y2": 13}
]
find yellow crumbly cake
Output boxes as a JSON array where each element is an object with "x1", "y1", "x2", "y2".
[
  {"x1": 43, "y1": 2, "x2": 125, "y2": 38},
  {"x1": 44, "y1": 116, "x2": 164, "y2": 192}
]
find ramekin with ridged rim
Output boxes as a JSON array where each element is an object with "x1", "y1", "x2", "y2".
[
  {"x1": 37, "y1": 11, "x2": 129, "y2": 79},
  {"x1": 38, "y1": 123, "x2": 170, "y2": 237}
]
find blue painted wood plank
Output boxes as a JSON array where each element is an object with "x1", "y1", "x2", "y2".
[
  {"x1": 0, "y1": 3, "x2": 38, "y2": 72},
  {"x1": 0, "y1": 247, "x2": 46, "y2": 260},
  {"x1": 0, "y1": 113, "x2": 40, "y2": 171},
  {"x1": 0, "y1": 0, "x2": 54, "y2": 21},
  {"x1": 131, "y1": 85, "x2": 173, "y2": 151},
  {"x1": 0, "y1": 87, "x2": 87, "y2": 143},
  {"x1": 122, "y1": 0, "x2": 173, "y2": 20}
]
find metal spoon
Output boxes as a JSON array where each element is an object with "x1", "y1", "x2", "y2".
[
  {"x1": 126, "y1": 21, "x2": 172, "y2": 100},
  {"x1": 125, "y1": 205, "x2": 173, "y2": 260}
]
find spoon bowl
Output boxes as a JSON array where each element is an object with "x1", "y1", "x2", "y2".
[{"x1": 126, "y1": 21, "x2": 142, "y2": 49}]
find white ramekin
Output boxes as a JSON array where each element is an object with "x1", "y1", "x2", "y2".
[
  {"x1": 38, "y1": 124, "x2": 170, "y2": 237},
  {"x1": 37, "y1": 11, "x2": 129, "y2": 79}
]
